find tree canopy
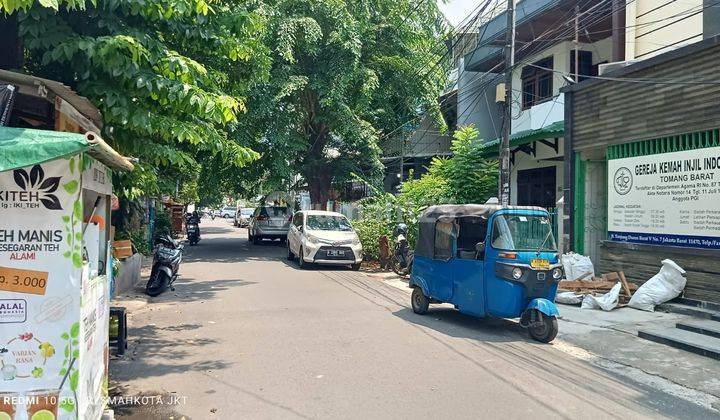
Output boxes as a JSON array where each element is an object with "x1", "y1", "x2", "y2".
[
  {"x1": 4, "y1": 0, "x2": 449, "y2": 206},
  {"x1": 11, "y1": 0, "x2": 270, "y2": 199},
  {"x1": 234, "y1": 0, "x2": 448, "y2": 204}
]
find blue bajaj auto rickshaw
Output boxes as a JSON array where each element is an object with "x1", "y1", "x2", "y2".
[{"x1": 408, "y1": 205, "x2": 562, "y2": 343}]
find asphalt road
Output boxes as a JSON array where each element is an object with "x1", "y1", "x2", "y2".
[{"x1": 110, "y1": 218, "x2": 715, "y2": 419}]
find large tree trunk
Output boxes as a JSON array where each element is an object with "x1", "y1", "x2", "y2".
[
  {"x1": 306, "y1": 170, "x2": 332, "y2": 209},
  {"x1": 302, "y1": 121, "x2": 332, "y2": 208}
]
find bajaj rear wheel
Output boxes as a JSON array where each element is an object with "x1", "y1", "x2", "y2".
[
  {"x1": 528, "y1": 313, "x2": 558, "y2": 343},
  {"x1": 411, "y1": 287, "x2": 429, "y2": 315}
]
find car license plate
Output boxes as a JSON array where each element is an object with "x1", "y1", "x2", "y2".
[
  {"x1": 328, "y1": 250, "x2": 345, "y2": 257},
  {"x1": 531, "y1": 259, "x2": 549, "y2": 269}
]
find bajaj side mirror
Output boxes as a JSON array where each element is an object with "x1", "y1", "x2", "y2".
[{"x1": 475, "y1": 242, "x2": 485, "y2": 258}]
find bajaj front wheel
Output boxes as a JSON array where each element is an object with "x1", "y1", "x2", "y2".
[
  {"x1": 411, "y1": 287, "x2": 429, "y2": 315},
  {"x1": 528, "y1": 312, "x2": 558, "y2": 343}
]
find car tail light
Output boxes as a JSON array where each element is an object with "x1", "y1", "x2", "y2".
[
  {"x1": 256, "y1": 215, "x2": 268, "y2": 221},
  {"x1": 499, "y1": 252, "x2": 517, "y2": 260}
]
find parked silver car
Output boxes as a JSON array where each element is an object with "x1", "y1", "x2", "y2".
[
  {"x1": 248, "y1": 206, "x2": 291, "y2": 244},
  {"x1": 234, "y1": 207, "x2": 255, "y2": 227}
]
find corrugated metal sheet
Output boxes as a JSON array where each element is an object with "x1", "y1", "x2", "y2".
[{"x1": 571, "y1": 44, "x2": 720, "y2": 150}]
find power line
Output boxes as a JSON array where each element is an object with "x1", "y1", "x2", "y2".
[
  {"x1": 527, "y1": 62, "x2": 720, "y2": 85},
  {"x1": 389, "y1": 0, "x2": 618, "y2": 164}
]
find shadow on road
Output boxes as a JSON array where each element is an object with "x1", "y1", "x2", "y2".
[
  {"x1": 110, "y1": 323, "x2": 230, "y2": 383},
  {"x1": 132, "y1": 278, "x2": 257, "y2": 304},
  {"x1": 393, "y1": 306, "x2": 526, "y2": 343}
]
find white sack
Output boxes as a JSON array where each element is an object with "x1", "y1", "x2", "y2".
[
  {"x1": 581, "y1": 282, "x2": 622, "y2": 311},
  {"x1": 555, "y1": 291, "x2": 584, "y2": 305},
  {"x1": 628, "y1": 259, "x2": 686, "y2": 312},
  {"x1": 561, "y1": 253, "x2": 595, "y2": 281}
]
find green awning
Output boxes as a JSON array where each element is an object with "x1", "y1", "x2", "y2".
[
  {"x1": 480, "y1": 120, "x2": 564, "y2": 158},
  {"x1": 0, "y1": 126, "x2": 134, "y2": 172}
]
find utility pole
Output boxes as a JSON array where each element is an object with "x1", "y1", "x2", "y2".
[
  {"x1": 499, "y1": 0, "x2": 515, "y2": 206},
  {"x1": 574, "y1": 5, "x2": 580, "y2": 82}
]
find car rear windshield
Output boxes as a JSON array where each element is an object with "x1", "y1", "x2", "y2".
[
  {"x1": 306, "y1": 215, "x2": 353, "y2": 231},
  {"x1": 241, "y1": 209, "x2": 254, "y2": 216},
  {"x1": 259, "y1": 207, "x2": 288, "y2": 217}
]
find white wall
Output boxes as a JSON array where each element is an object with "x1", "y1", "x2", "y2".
[
  {"x1": 510, "y1": 137, "x2": 565, "y2": 206},
  {"x1": 510, "y1": 39, "x2": 613, "y2": 134},
  {"x1": 626, "y1": 0, "x2": 704, "y2": 60},
  {"x1": 456, "y1": 57, "x2": 503, "y2": 141}
]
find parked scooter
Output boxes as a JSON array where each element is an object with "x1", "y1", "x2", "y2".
[
  {"x1": 391, "y1": 223, "x2": 413, "y2": 277},
  {"x1": 185, "y1": 212, "x2": 201, "y2": 245},
  {"x1": 145, "y1": 235, "x2": 183, "y2": 296}
]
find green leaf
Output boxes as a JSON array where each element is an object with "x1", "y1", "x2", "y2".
[
  {"x1": 70, "y1": 322, "x2": 80, "y2": 338},
  {"x1": 69, "y1": 370, "x2": 79, "y2": 391},
  {"x1": 63, "y1": 180, "x2": 78, "y2": 194},
  {"x1": 38, "y1": 0, "x2": 59, "y2": 10},
  {"x1": 62, "y1": 215, "x2": 70, "y2": 223},
  {"x1": 72, "y1": 252, "x2": 82, "y2": 268},
  {"x1": 69, "y1": 157, "x2": 75, "y2": 174},
  {"x1": 60, "y1": 397, "x2": 75, "y2": 413},
  {"x1": 63, "y1": 251, "x2": 71, "y2": 258},
  {"x1": 73, "y1": 200, "x2": 82, "y2": 220},
  {"x1": 59, "y1": 368, "x2": 67, "y2": 376},
  {"x1": 72, "y1": 349, "x2": 79, "y2": 358}
]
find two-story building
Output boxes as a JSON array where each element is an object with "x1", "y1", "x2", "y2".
[
  {"x1": 564, "y1": 1, "x2": 720, "y2": 303},
  {"x1": 464, "y1": 0, "x2": 615, "y2": 212}
]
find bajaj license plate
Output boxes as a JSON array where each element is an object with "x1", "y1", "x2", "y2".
[
  {"x1": 327, "y1": 250, "x2": 345, "y2": 257},
  {"x1": 531, "y1": 259, "x2": 550, "y2": 269}
]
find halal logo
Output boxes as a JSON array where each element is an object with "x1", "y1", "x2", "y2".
[
  {"x1": 614, "y1": 167, "x2": 633, "y2": 195},
  {"x1": 12, "y1": 165, "x2": 63, "y2": 210}
]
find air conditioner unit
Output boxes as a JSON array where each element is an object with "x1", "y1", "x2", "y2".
[{"x1": 598, "y1": 60, "x2": 640, "y2": 76}]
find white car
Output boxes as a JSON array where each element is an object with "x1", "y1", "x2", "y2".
[
  {"x1": 219, "y1": 206, "x2": 237, "y2": 219},
  {"x1": 286, "y1": 210, "x2": 363, "y2": 270}
]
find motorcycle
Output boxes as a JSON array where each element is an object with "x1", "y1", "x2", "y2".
[
  {"x1": 186, "y1": 213, "x2": 201, "y2": 245},
  {"x1": 145, "y1": 235, "x2": 183, "y2": 297},
  {"x1": 391, "y1": 223, "x2": 413, "y2": 278}
]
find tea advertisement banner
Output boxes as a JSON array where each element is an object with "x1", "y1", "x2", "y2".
[
  {"x1": 0, "y1": 156, "x2": 86, "y2": 419},
  {"x1": 608, "y1": 146, "x2": 720, "y2": 249}
]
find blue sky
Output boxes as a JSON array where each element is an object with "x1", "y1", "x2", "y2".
[{"x1": 437, "y1": 0, "x2": 482, "y2": 26}]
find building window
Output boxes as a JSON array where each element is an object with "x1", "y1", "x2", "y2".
[
  {"x1": 516, "y1": 166, "x2": 556, "y2": 208},
  {"x1": 570, "y1": 50, "x2": 595, "y2": 81},
  {"x1": 521, "y1": 57, "x2": 554, "y2": 110}
]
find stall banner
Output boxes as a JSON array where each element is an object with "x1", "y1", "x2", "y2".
[
  {"x1": 0, "y1": 155, "x2": 104, "y2": 420},
  {"x1": 608, "y1": 146, "x2": 720, "y2": 249}
]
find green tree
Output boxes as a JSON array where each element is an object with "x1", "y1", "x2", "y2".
[
  {"x1": 9, "y1": 0, "x2": 270, "y2": 199},
  {"x1": 442, "y1": 125, "x2": 498, "y2": 204},
  {"x1": 353, "y1": 125, "x2": 498, "y2": 260},
  {"x1": 241, "y1": 0, "x2": 447, "y2": 205}
]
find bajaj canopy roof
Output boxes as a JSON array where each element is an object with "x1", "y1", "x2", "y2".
[
  {"x1": 0, "y1": 126, "x2": 134, "y2": 172},
  {"x1": 415, "y1": 204, "x2": 547, "y2": 258}
]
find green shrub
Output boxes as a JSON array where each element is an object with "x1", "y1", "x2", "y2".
[
  {"x1": 153, "y1": 208, "x2": 173, "y2": 240},
  {"x1": 115, "y1": 227, "x2": 151, "y2": 256},
  {"x1": 353, "y1": 218, "x2": 393, "y2": 261},
  {"x1": 353, "y1": 125, "x2": 497, "y2": 262}
]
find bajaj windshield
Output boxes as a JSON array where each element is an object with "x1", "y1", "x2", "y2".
[{"x1": 491, "y1": 214, "x2": 557, "y2": 252}]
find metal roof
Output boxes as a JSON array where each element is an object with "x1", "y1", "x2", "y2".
[{"x1": 0, "y1": 69, "x2": 103, "y2": 130}]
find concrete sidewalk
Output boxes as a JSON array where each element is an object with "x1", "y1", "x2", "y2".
[{"x1": 369, "y1": 271, "x2": 720, "y2": 413}]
